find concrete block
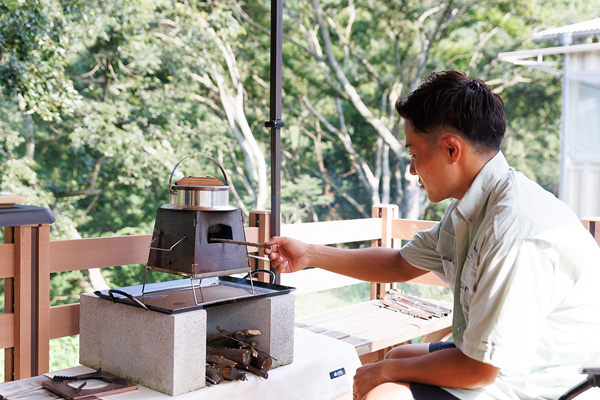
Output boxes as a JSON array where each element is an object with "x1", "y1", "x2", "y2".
[
  {"x1": 79, "y1": 293, "x2": 207, "y2": 396},
  {"x1": 206, "y1": 293, "x2": 295, "y2": 367}
]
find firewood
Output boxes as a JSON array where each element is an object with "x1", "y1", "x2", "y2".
[
  {"x1": 211, "y1": 335, "x2": 259, "y2": 351},
  {"x1": 205, "y1": 366, "x2": 223, "y2": 385},
  {"x1": 206, "y1": 346, "x2": 251, "y2": 367},
  {"x1": 211, "y1": 365, "x2": 239, "y2": 381},
  {"x1": 236, "y1": 371, "x2": 247, "y2": 381},
  {"x1": 216, "y1": 326, "x2": 262, "y2": 337},
  {"x1": 239, "y1": 329, "x2": 262, "y2": 337},
  {"x1": 251, "y1": 348, "x2": 273, "y2": 372},
  {"x1": 208, "y1": 326, "x2": 262, "y2": 343},
  {"x1": 206, "y1": 354, "x2": 237, "y2": 368},
  {"x1": 245, "y1": 364, "x2": 268, "y2": 379},
  {"x1": 205, "y1": 326, "x2": 270, "y2": 385},
  {"x1": 208, "y1": 335, "x2": 245, "y2": 348},
  {"x1": 208, "y1": 327, "x2": 246, "y2": 343},
  {"x1": 246, "y1": 342, "x2": 259, "y2": 358}
]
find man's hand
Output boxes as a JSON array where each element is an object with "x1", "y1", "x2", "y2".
[
  {"x1": 264, "y1": 236, "x2": 311, "y2": 273},
  {"x1": 353, "y1": 360, "x2": 396, "y2": 399}
]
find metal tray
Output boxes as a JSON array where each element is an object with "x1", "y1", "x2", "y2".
[{"x1": 94, "y1": 276, "x2": 294, "y2": 314}]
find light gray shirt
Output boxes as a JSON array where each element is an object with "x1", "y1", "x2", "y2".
[{"x1": 400, "y1": 151, "x2": 600, "y2": 399}]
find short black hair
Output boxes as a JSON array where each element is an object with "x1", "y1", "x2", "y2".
[{"x1": 395, "y1": 71, "x2": 505, "y2": 152}]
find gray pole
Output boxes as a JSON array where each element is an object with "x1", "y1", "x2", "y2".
[{"x1": 266, "y1": 0, "x2": 284, "y2": 282}]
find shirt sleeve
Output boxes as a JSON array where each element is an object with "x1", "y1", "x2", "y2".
[{"x1": 399, "y1": 222, "x2": 445, "y2": 275}]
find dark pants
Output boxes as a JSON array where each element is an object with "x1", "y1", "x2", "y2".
[{"x1": 409, "y1": 342, "x2": 460, "y2": 400}]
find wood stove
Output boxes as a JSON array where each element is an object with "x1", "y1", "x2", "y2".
[{"x1": 94, "y1": 153, "x2": 293, "y2": 313}]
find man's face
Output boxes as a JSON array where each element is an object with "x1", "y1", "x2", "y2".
[{"x1": 405, "y1": 122, "x2": 451, "y2": 203}]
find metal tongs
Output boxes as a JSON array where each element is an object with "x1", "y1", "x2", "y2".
[
  {"x1": 209, "y1": 238, "x2": 272, "y2": 249},
  {"x1": 209, "y1": 238, "x2": 272, "y2": 261}
]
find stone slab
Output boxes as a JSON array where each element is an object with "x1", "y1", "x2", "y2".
[
  {"x1": 79, "y1": 292, "x2": 295, "y2": 396},
  {"x1": 79, "y1": 293, "x2": 207, "y2": 396}
]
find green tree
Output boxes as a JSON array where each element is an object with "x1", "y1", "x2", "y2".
[{"x1": 239, "y1": 0, "x2": 596, "y2": 221}]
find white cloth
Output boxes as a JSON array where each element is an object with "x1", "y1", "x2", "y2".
[
  {"x1": 400, "y1": 152, "x2": 600, "y2": 400},
  {"x1": 44, "y1": 328, "x2": 361, "y2": 400}
]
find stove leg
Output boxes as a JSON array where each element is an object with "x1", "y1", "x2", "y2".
[
  {"x1": 190, "y1": 277, "x2": 199, "y2": 305},
  {"x1": 142, "y1": 268, "x2": 149, "y2": 295},
  {"x1": 198, "y1": 278, "x2": 205, "y2": 303}
]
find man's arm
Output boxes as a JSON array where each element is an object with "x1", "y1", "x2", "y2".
[
  {"x1": 353, "y1": 348, "x2": 500, "y2": 399},
  {"x1": 264, "y1": 236, "x2": 428, "y2": 283}
]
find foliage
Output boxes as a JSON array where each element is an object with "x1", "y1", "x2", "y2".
[
  {"x1": 49, "y1": 336, "x2": 79, "y2": 372},
  {"x1": 295, "y1": 282, "x2": 371, "y2": 317},
  {"x1": 281, "y1": 175, "x2": 334, "y2": 223},
  {"x1": 501, "y1": 71, "x2": 563, "y2": 193},
  {"x1": 0, "y1": 0, "x2": 83, "y2": 121},
  {"x1": 101, "y1": 264, "x2": 186, "y2": 290}
]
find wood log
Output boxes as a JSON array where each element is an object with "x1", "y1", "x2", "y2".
[
  {"x1": 207, "y1": 354, "x2": 237, "y2": 368},
  {"x1": 205, "y1": 366, "x2": 223, "y2": 385},
  {"x1": 216, "y1": 326, "x2": 261, "y2": 337},
  {"x1": 246, "y1": 342, "x2": 259, "y2": 358},
  {"x1": 210, "y1": 335, "x2": 259, "y2": 351},
  {"x1": 236, "y1": 371, "x2": 247, "y2": 381},
  {"x1": 207, "y1": 335, "x2": 245, "y2": 348},
  {"x1": 211, "y1": 365, "x2": 239, "y2": 381},
  {"x1": 251, "y1": 348, "x2": 273, "y2": 372},
  {"x1": 207, "y1": 329, "x2": 245, "y2": 343},
  {"x1": 237, "y1": 329, "x2": 261, "y2": 337},
  {"x1": 207, "y1": 326, "x2": 262, "y2": 343},
  {"x1": 245, "y1": 364, "x2": 268, "y2": 379},
  {"x1": 206, "y1": 346, "x2": 251, "y2": 367},
  {"x1": 206, "y1": 326, "x2": 269, "y2": 384}
]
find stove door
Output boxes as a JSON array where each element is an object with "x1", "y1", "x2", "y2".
[{"x1": 195, "y1": 209, "x2": 250, "y2": 275}]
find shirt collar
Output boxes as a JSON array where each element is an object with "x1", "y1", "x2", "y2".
[{"x1": 455, "y1": 151, "x2": 510, "y2": 224}]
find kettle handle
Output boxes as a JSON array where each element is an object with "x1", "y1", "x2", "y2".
[{"x1": 168, "y1": 153, "x2": 230, "y2": 191}]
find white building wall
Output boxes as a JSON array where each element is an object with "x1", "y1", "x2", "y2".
[{"x1": 563, "y1": 50, "x2": 600, "y2": 218}]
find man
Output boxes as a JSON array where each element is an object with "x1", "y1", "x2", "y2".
[{"x1": 264, "y1": 71, "x2": 600, "y2": 400}]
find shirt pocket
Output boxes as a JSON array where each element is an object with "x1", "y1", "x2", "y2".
[
  {"x1": 437, "y1": 228, "x2": 456, "y2": 292},
  {"x1": 459, "y1": 248, "x2": 479, "y2": 322},
  {"x1": 441, "y1": 257, "x2": 456, "y2": 293}
]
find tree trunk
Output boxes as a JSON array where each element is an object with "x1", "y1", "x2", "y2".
[
  {"x1": 210, "y1": 35, "x2": 269, "y2": 210},
  {"x1": 401, "y1": 164, "x2": 422, "y2": 220}
]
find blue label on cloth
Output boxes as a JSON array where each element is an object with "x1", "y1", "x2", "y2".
[{"x1": 329, "y1": 368, "x2": 346, "y2": 379}]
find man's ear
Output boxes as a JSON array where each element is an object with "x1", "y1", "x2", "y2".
[{"x1": 441, "y1": 134, "x2": 462, "y2": 163}]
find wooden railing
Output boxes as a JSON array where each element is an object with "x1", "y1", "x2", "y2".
[{"x1": 2, "y1": 207, "x2": 599, "y2": 382}]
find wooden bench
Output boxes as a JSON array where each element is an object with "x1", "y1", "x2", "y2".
[{"x1": 295, "y1": 299, "x2": 452, "y2": 364}]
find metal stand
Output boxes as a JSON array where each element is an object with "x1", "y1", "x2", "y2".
[
  {"x1": 142, "y1": 267, "x2": 206, "y2": 306},
  {"x1": 141, "y1": 267, "x2": 150, "y2": 295},
  {"x1": 190, "y1": 277, "x2": 205, "y2": 305}
]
